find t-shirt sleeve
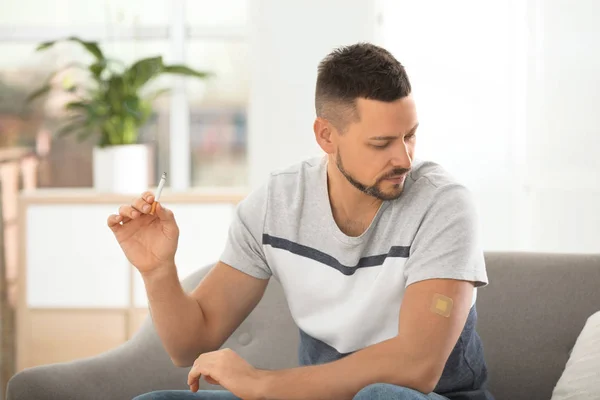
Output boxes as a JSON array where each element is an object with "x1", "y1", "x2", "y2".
[
  {"x1": 403, "y1": 184, "x2": 489, "y2": 288},
  {"x1": 219, "y1": 183, "x2": 272, "y2": 280}
]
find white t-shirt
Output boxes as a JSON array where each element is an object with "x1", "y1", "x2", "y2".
[{"x1": 220, "y1": 156, "x2": 493, "y2": 399}]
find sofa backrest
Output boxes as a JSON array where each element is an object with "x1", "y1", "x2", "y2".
[{"x1": 477, "y1": 252, "x2": 600, "y2": 400}]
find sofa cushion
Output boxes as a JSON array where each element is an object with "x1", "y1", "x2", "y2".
[{"x1": 550, "y1": 310, "x2": 600, "y2": 399}]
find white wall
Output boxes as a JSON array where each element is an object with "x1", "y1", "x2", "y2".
[
  {"x1": 380, "y1": 0, "x2": 600, "y2": 253},
  {"x1": 246, "y1": 0, "x2": 382, "y2": 188},
  {"x1": 380, "y1": 0, "x2": 529, "y2": 251},
  {"x1": 525, "y1": 0, "x2": 600, "y2": 253}
]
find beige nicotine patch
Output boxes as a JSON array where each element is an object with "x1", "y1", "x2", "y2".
[{"x1": 431, "y1": 293, "x2": 453, "y2": 317}]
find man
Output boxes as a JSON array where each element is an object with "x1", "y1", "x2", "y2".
[{"x1": 108, "y1": 42, "x2": 494, "y2": 400}]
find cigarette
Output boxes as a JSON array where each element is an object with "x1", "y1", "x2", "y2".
[{"x1": 150, "y1": 172, "x2": 167, "y2": 215}]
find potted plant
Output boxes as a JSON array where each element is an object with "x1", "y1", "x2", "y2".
[{"x1": 26, "y1": 36, "x2": 211, "y2": 193}]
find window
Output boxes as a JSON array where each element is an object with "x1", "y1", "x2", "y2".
[{"x1": 0, "y1": 0, "x2": 249, "y2": 189}]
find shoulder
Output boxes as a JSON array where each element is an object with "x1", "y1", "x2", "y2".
[
  {"x1": 238, "y1": 156, "x2": 324, "y2": 211},
  {"x1": 264, "y1": 156, "x2": 324, "y2": 199},
  {"x1": 268, "y1": 156, "x2": 324, "y2": 184},
  {"x1": 404, "y1": 159, "x2": 476, "y2": 215},
  {"x1": 408, "y1": 159, "x2": 461, "y2": 190}
]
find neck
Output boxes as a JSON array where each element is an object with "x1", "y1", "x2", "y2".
[{"x1": 326, "y1": 160, "x2": 382, "y2": 236}]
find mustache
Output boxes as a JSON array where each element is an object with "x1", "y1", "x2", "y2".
[{"x1": 379, "y1": 168, "x2": 410, "y2": 181}]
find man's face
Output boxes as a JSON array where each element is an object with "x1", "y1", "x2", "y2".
[{"x1": 333, "y1": 96, "x2": 418, "y2": 201}]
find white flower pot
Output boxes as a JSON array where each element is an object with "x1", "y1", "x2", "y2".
[{"x1": 93, "y1": 144, "x2": 152, "y2": 194}]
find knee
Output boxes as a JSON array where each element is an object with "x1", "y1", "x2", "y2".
[
  {"x1": 131, "y1": 394, "x2": 151, "y2": 400},
  {"x1": 353, "y1": 383, "x2": 423, "y2": 400},
  {"x1": 131, "y1": 392, "x2": 163, "y2": 400},
  {"x1": 354, "y1": 383, "x2": 397, "y2": 399}
]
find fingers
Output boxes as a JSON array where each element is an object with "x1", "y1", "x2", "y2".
[
  {"x1": 187, "y1": 352, "x2": 227, "y2": 392},
  {"x1": 188, "y1": 354, "x2": 213, "y2": 387},
  {"x1": 132, "y1": 192, "x2": 154, "y2": 214},
  {"x1": 156, "y1": 202, "x2": 175, "y2": 222},
  {"x1": 112, "y1": 192, "x2": 156, "y2": 222},
  {"x1": 204, "y1": 376, "x2": 219, "y2": 385},
  {"x1": 187, "y1": 363, "x2": 201, "y2": 386},
  {"x1": 141, "y1": 191, "x2": 154, "y2": 203},
  {"x1": 107, "y1": 214, "x2": 123, "y2": 232},
  {"x1": 118, "y1": 204, "x2": 141, "y2": 220},
  {"x1": 188, "y1": 364, "x2": 204, "y2": 392},
  {"x1": 108, "y1": 192, "x2": 170, "y2": 232}
]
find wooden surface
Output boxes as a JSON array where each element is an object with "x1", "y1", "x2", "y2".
[
  {"x1": 19, "y1": 187, "x2": 248, "y2": 204},
  {"x1": 0, "y1": 148, "x2": 36, "y2": 398},
  {"x1": 0, "y1": 148, "x2": 34, "y2": 164},
  {"x1": 27, "y1": 309, "x2": 127, "y2": 368},
  {"x1": 0, "y1": 182, "x2": 14, "y2": 400},
  {"x1": 128, "y1": 308, "x2": 150, "y2": 339}
]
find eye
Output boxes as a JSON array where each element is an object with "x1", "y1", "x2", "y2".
[
  {"x1": 405, "y1": 134, "x2": 416, "y2": 141},
  {"x1": 371, "y1": 143, "x2": 390, "y2": 149}
]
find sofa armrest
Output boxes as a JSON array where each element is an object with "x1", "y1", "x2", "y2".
[{"x1": 7, "y1": 316, "x2": 189, "y2": 400}]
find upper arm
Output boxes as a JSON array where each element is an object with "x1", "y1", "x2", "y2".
[
  {"x1": 190, "y1": 261, "x2": 269, "y2": 350},
  {"x1": 396, "y1": 278, "x2": 475, "y2": 388},
  {"x1": 395, "y1": 184, "x2": 488, "y2": 388}
]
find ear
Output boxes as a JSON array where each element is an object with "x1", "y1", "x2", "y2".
[{"x1": 314, "y1": 117, "x2": 336, "y2": 154}]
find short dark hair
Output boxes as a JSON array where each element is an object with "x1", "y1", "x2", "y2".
[{"x1": 315, "y1": 42, "x2": 412, "y2": 131}]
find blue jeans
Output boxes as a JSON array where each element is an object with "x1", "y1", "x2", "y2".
[{"x1": 132, "y1": 383, "x2": 449, "y2": 399}]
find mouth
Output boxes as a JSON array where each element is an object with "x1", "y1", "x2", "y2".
[{"x1": 383, "y1": 174, "x2": 407, "y2": 185}]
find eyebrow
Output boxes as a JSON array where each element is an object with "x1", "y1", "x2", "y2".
[{"x1": 369, "y1": 123, "x2": 419, "y2": 140}]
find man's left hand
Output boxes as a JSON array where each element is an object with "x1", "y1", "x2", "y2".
[{"x1": 187, "y1": 348, "x2": 266, "y2": 399}]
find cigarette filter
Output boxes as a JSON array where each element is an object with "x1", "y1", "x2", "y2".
[{"x1": 150, "y1": 172, "x2": 167, "y2": 215}]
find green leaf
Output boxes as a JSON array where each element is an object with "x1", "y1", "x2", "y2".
[
  {"x1": 89, "y1": 61, "x2": 106, "y2": 79},
  {"x1": 77, "y1": 128, "x2": 96, "y2": 141},
  {"x1": 36, "y1": 37, "x2": 104, "y2": 61},
  {"x1": 122, "y1": 95, "x2": 144, "y2": 120},
  {"x1": 145, "y1": 88, "x2": 171, "y2": 101},
  {"x1": 25, "y1": 84, "x2": 51, "y2": 102},
  {"x1": 64, "y1": 100, "x2": 109, "y2": 134},
  {"x1": 126, "y1": 56, "x2": 164, "y2": 90},
  {"x1": 65, "y1": 100, "x2": 90, "y2": 112},
  {"x1": 25, "y1": 61, "x2": 88, "y2": 103},
  {"x1": 162, "y1": 64, "x2": 212, "y2": 79},
  {"x1": 36, "y1": 41, "x2": 56, "y2": 51},
  {"x1": 64, "y1": 36, "x2": 104, "y2": 60},
  {"x1": 121, "y1": 116, "x2": 138, "y2": 144},
  {"x1": 55, "y1": 120, "x2": 84, "y2": 138},
  {"x1": 106, "y1": 75, "x2": 126, "y2": 111}
]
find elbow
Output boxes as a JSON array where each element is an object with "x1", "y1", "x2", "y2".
[
  {"x1": 387, "y1": 357, "x2": 442, "y2": 394},
  {"x1": 413, "y1": 377, "x2": 439, "y2": 395},
  {"x1": 170, "y1": 356, "x2": 193, "y2": 368},
  {"x1": 168, "y1": 348, "x2": 200, "y2": 367},
  {"x1": 395, "y1": 374, "x2": 439, "y2": 395},
  {"x1": 384, "y1": 340, "x2": 445, "y2": 394},
  {"x1": 408, "y1": 363, "x2": 443, "y2": 394}
]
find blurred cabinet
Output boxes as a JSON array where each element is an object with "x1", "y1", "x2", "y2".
[
  {"x1": 0, "y1": 147, "x2": 38, "y2": 396},
  {"x1": 1, "y1": 148, "x2": 38, "y2": 306},
  {"x1": 17, "y1": 188, "x2": 245, "y2": 371},
  {"x1": 26, "y1": 204, "x2": 130, "y2": 308}
]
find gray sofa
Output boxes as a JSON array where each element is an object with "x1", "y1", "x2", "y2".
[{"x1": 6, "y1": 252, "x2": 600, "y2": 400}]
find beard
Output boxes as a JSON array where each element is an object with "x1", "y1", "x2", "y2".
[{"x1": 335, "y1": 151, "x2": 409, "y2": 201}]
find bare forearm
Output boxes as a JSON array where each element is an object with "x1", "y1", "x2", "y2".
[
  {"x1": 142, "y1": 265, "x2": 211, "y2": 366},
  {"x1": 260, "y1": 337, "x2": 435, "y2": 400}
]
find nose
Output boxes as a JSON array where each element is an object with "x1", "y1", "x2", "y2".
[{"x1": 390, "y1": 142, "x2": 412, "y2": 169}]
